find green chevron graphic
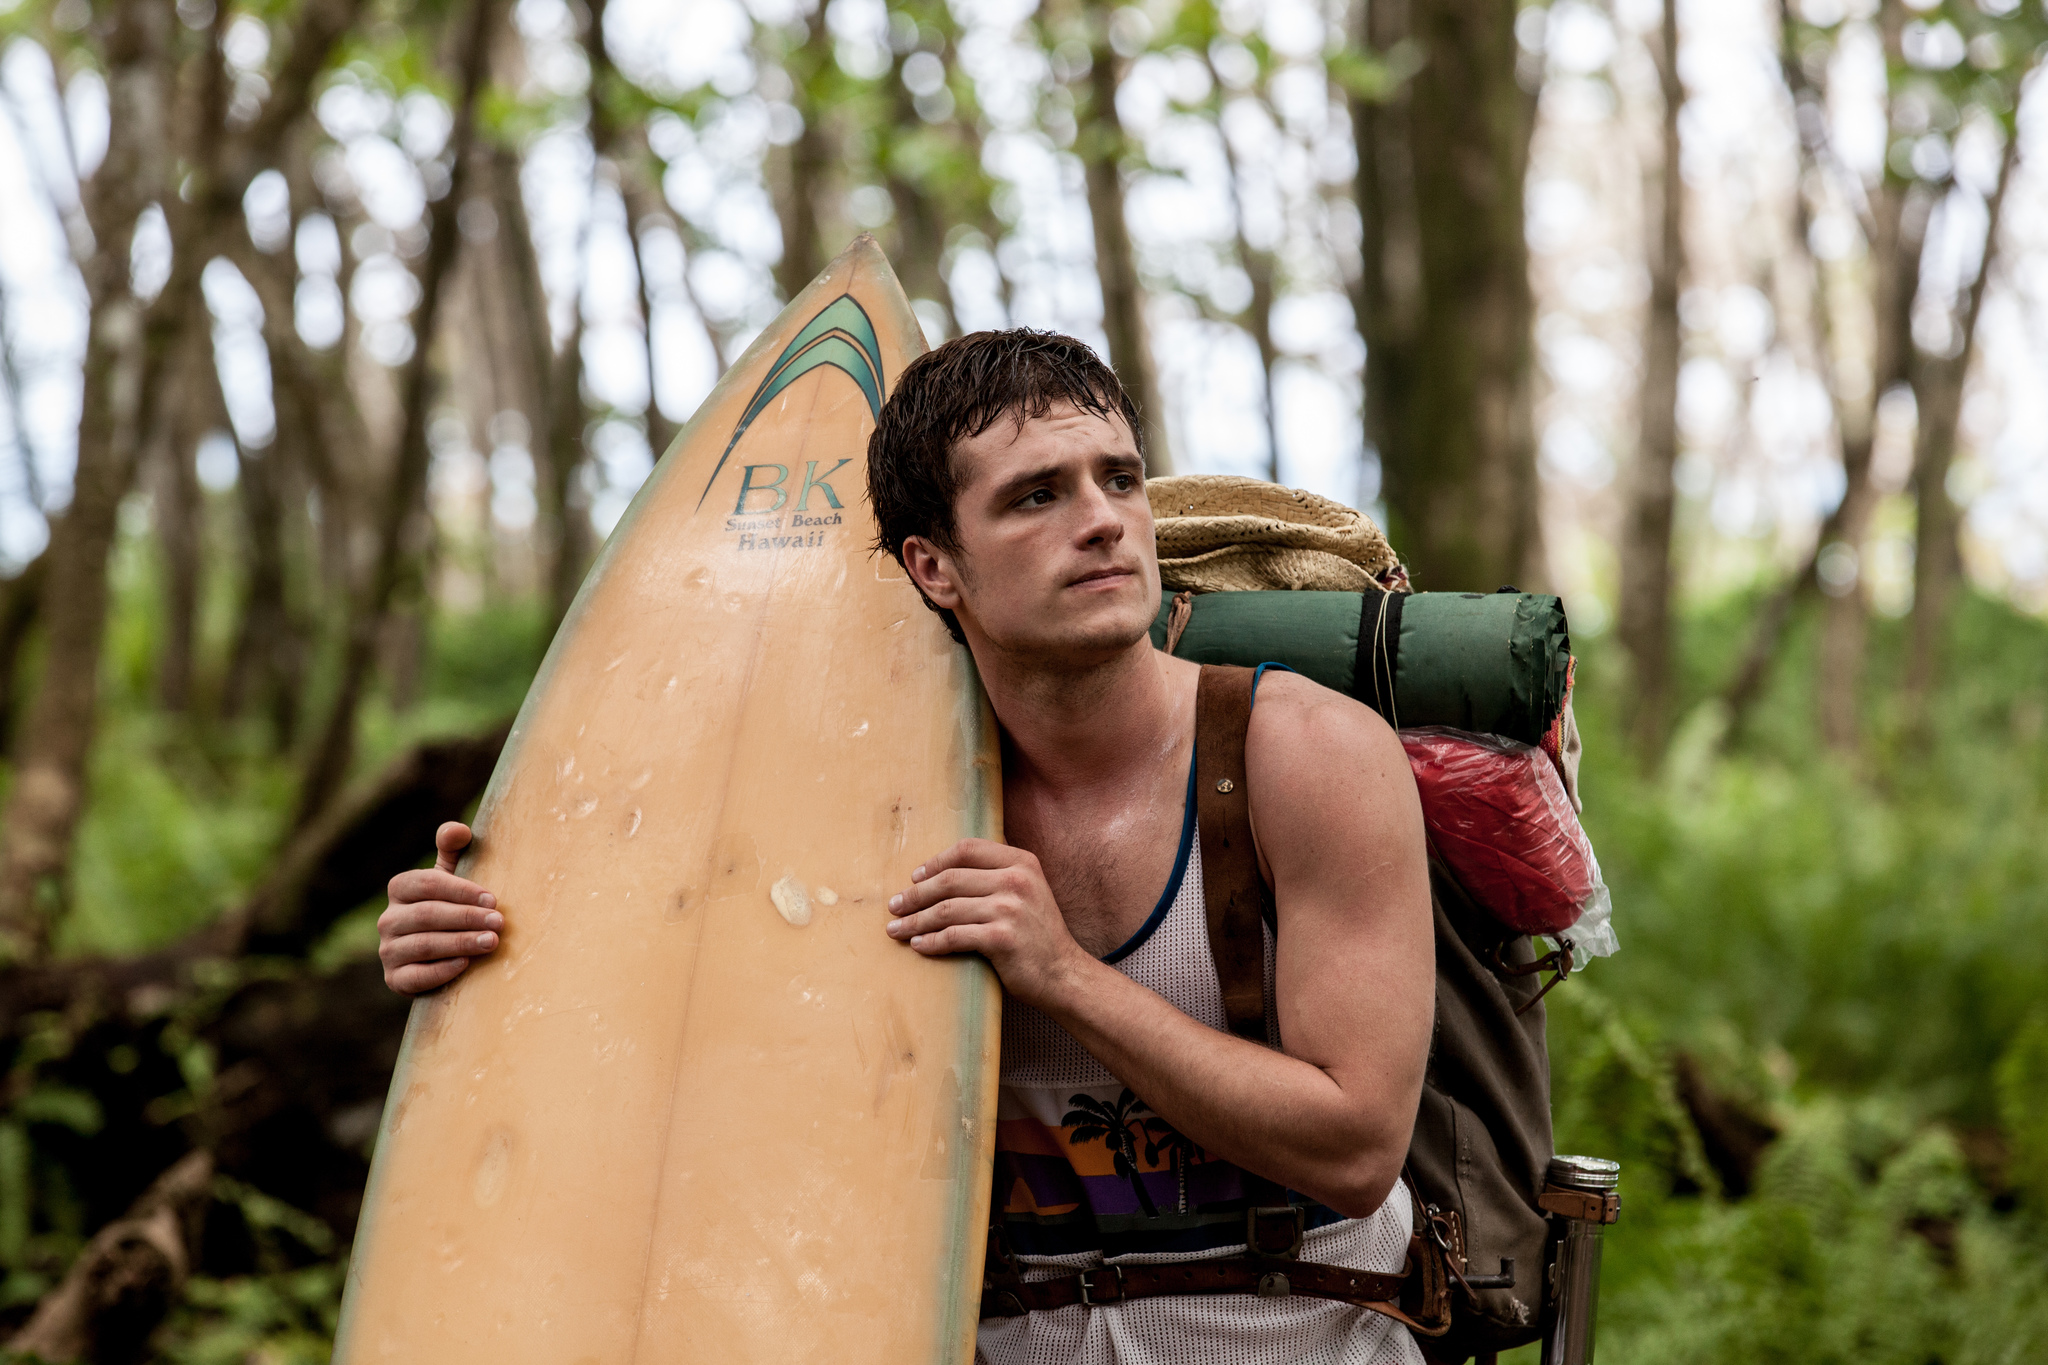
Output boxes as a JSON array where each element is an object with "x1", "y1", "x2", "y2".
[{"x1": 696, "y1": 294, "x2": 885, "y2": 509}]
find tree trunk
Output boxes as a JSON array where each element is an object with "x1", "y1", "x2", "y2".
[
  {"x1": 623, "y1": 172, "x2": 682, "y2": 458},
  {"x1": 1349, "y1": 0, "x2": 1540, "y2": 591},
  {"x1": 1902, "y1": 131, "x2": 2019, "y2": 731},
  {"x1": 1813, "y1": 0, "x2": 1921, "y2": 753},
  {"x1": 224, "y1": 437, "x2": 304, "y2": 749},
  {"x1": 579, "y1": 0, "x2": 677, "y2": 460},
  {"x1": 293, "y1": 0, "x2": 498, "y2": 831},
  {"x1": 1816, "y1": 171, "x2": 1923, "y2": 753},
  {"x1": 0, "y1": 0, "x2": 173, "y2": 960},
  {"x1": 152, "y1": 319, "x2": 218, "y2": 715},
  {"x1": 880, "y1": 41, "x2": 961, "y2": 338},
  {"x1": 1617, "y1": 0, "x2": 1686, "y2": 761},
  {"x1": 1216, "y1": 104, "x2": 1283, "y2": 483},
  {"x1": 0, "y1": 553, "x2": 47, "y2": 748},
  {"x1": 541, "y1": 313, "x2": 592, "y2": 630},
  {"x1": 768, "y1": 6, "x2": 833, "y2": 304},
  {"x1": 0, "y1": 280, "x2": 45, "y2": 511},
  {"x1": 1205, "y1": 55, "x2": 1283, "y2": 482},
  {"x1": 1080, "y1": 8, "x2": 1171, "y2": 475},
  {"x1": 481, "y1": 142, "x2": 555, "y2": 455}
]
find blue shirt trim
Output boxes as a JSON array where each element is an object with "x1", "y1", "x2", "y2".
[
  {"x1": 1252, "y1": 660, "x2": 1294, "y2": 695},
  {"x1": 1101, "y1": 747, "x2": 1199, "y2": 965}
]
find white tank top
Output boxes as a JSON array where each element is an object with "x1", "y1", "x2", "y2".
[{"x1": 977, "y1": 756, "x2": 1424, "y2": 1365}]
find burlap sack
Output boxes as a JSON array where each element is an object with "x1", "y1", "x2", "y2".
[{"x1": 1147, "y1": 475, "x2": 1405, "y2": 593}]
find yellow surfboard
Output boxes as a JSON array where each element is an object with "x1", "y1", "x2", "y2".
[{"x1": 334, "y1": 238, "x2": 1002, "y2": 1363}]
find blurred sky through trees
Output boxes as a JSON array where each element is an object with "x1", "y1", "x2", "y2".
[{"x1": 1, "y1": 0, "x2": 2047, "y2": 1356}]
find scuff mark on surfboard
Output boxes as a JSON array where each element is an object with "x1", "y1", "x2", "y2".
[
  {"x1": 473, "y1": 1129, "x2": 513, "y2": 1207},
  {"x1": 706, "y1": 831, "x2": 762, "y2": 900},
  {"x1": 919, "y1": 1069, "x2": 963, "y2": 1180},
  {"x1": 770, "y1": 874, "x2": 811, "y2": 927}
]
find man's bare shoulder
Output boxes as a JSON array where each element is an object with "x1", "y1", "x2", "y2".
[
  {"x1": 1244, "y1": 668, "x2": 1407, "y2": 780},
  {"x1": 1242, "y1": 668, "x2": 1422, "y2": 866}
]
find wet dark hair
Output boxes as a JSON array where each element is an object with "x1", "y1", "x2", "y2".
[{"x1": 867, "y1": 329, "x2": 1142, "y2": 642}]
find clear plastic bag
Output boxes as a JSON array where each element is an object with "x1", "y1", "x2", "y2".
[{"x1": 1400, "y1": 726, "x2": 1617, "y2": 958}]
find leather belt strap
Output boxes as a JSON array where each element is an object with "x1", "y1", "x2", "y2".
[
  {"x1": 1194, "y1": 665, "x2": 1271, "y2": 1041},
  {"x1": 981, "y1": 1254, "x2": 1411, "y2": 1318},
  {"x1": 1538, "y1": 1186, "x2": 1620, "y2": 1224}
]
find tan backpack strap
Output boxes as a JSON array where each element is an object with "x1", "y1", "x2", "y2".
[{"x1": 1195, "y1": 665, "x2": 1271, "y2": 1041}]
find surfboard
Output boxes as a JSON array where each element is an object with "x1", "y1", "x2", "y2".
[{"x1": 333, "y1": 237, "x2": 1002, "y2": 1364}]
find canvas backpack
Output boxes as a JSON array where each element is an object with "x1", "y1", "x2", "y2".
[
  {"x1": 1190, "y1": 663, "x2": 1562, "y2": 1362},
  {"x1": 1148, "y1": 476, "x2": 1602, "y2": 1363}
]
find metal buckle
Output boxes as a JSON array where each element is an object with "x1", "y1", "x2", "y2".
[
  {"x1": 1245, "y1": 1205, "x2": 1306, "y2": 1260},
  {"x1": 1077, "y1": 1265, "x2": 1124, "y2": 1307}
]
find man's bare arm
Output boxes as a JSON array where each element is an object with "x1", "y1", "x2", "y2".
[{"x1": 888, "y1": 674, "x2": 1433, "y2": 1217}]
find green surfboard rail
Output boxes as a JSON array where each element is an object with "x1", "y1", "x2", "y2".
[{"x1": 1149, "y1": 589, "x2": 1573, "y2": 745}]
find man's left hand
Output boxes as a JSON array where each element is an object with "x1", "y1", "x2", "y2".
[{"x1": 887, "y1": 839, "x2": 1087, "y2": 1007}]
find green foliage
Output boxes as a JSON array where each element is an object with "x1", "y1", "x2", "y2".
[
  {"x1": 41, "y1": 519, "x2": 2048, "y2": 1357},
  {"x1": 52, "y1": 525, "x2": 541, "y2": 960},
  {"x1": 157, "y1": 1266, "x2": 345, "y2": 1365},
  {"x1": 1996, "y1": 1014, "x2": 2048, "y2": 1211},
  {"x1": 1506, "y1": 590, "x2": 2048, "y2": 1361}
]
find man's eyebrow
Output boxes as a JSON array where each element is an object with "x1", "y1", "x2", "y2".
[{"x1": 988, "y1": 464, "x2": 1065, "y2": 503}]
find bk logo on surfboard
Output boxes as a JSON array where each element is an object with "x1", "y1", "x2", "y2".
[
  {"x1": 695, "y1": 292, "x2": 884, "y2": 555},
  {"x1": 725, "y1": 460, "x2": 850, "y2": 550}
]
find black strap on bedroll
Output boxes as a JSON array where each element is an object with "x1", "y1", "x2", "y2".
[
  {"x1": 1194, "y1": 665, "x2": 1271, "y2": 1042},
  {"x1": 1354, "y1": 588, "x2": 1404, "y2": 728}
]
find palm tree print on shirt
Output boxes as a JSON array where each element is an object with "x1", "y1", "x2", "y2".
[
  {"x1": 1142, "y1": 1116, "x2": 1207, "y2": 1214},
  {"x1": 1064, "y1": 1088, "x2": 1177, "y2": 1218}
]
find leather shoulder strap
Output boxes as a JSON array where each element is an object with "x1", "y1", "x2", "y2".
[{"x1": 1195, "y1": 664, "x2": 1271, "y2": 1041}]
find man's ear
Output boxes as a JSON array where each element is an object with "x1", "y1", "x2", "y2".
[{"x1": 901, "y1": 536, "x2": 965, "y2": 611}]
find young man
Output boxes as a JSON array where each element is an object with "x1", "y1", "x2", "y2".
[{"x1": 379, "y1": 330, "x2": 1435, "y2": 1365}]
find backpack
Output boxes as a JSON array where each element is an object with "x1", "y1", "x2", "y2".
[
  {"x1": 1191, "y1": 661, "x2": 1557, "y2": 1361},
  {"x1": 1145, "y1": 473, "x2": 1605, "y2": 1363}
]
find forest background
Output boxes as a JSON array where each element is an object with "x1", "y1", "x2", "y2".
[{"x1": 0, "y1": 0, "x2": 2045, "y2": 1357}]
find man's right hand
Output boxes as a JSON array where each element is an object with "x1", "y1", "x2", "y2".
[{"x1": 379, "y1": 821, "x2": 501, "y2": 995}]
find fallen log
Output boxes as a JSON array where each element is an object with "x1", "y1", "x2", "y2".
[
  {"x1": 0, "y1": 718, "x2": 510, "y2": 1036},
  {"x1": 1673, "y1": 1051, "x2": 1780, "y2": 1198},
  {"x1": 5, "y1": 1149, "x2": 213, "y2": 1365},
  {"x1": 240, "y1": 717, "x2": 512, "y2": 955}
]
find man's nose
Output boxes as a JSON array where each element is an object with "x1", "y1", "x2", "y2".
[{"x1": 1075, "y1": 482, "x2": 1126, "y2": 546}]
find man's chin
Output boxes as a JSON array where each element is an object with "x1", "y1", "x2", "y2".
[{"x1": 992, "y1": 600, "x2": 1157, "y2": 669}]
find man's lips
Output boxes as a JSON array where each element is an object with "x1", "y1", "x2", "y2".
[{"x1": 1068, "y1": 566, "x2": 1137, "y2": 589}]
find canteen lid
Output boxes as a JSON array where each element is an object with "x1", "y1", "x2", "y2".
[{"x1": 1546, "y1": 1155, "x2": 1620, "y2": 1192}]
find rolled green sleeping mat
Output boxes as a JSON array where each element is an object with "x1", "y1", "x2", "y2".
[{"x1": 1149, "y1": 589, "x2": 1573, "y2": 746}]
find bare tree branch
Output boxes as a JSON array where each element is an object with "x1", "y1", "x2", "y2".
[
  {"x1": 4, "y1": 1151, "x2": 213, "y2": 1365},
  {"x1": 294, "y1": 0, "x2": 503, "y2": 831}
]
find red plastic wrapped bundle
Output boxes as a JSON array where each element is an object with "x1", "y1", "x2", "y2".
[{"x1": 1401, "y1": 726, "x2": 1604, "y2": 939}]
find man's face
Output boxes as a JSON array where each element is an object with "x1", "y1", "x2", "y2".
[{"x1": 902, "y1": 401, "x2": 1159, "y2": 669}]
